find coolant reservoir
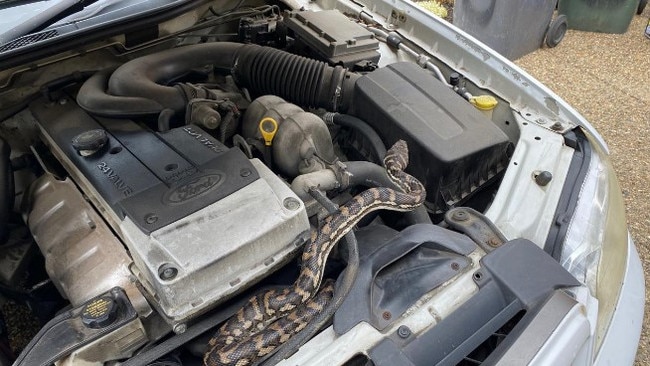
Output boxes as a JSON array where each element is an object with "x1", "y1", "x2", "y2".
[{"x1": 470, "y1": 95, "x2": 498, "y2": 120}]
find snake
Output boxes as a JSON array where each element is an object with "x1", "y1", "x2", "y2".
[{"x1": 204, "y1": 140, "x2": 426, "y2": 366}]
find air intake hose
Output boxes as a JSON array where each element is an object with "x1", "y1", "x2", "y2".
[
  {"x1": 78, "y1": 43, "x2": 359, "y2": 117},
  {"x1": 233, "y1": 46, "x2": 356, "y2": 112}
]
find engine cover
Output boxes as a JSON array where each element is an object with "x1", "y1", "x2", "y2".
[
  {"x1": 120, "y1": 158, "x2": 309, "y2": 322},
  {"x1": 30, "y1": 99, "x2": 310, "y2": 323}
]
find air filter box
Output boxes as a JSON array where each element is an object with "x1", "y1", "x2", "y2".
[{"x1": 351, "y1": 62, "x2": 510, "y2": 212}]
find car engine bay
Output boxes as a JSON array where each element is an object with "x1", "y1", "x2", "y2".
[{"x1": 0, "y1": 2, "x2": 589, "y2": 365}]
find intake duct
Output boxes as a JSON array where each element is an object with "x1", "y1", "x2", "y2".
[{"x1": 77, "y1": 42, "x2": 359, "y2": 117}]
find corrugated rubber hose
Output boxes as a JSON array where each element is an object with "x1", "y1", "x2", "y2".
[{"x1": 77, "y1": 43, "x2": 359, "y2": 118}]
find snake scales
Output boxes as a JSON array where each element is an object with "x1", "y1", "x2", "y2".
[{"x1": 204, "y1": 140, "x2": 426, "y2": 366}]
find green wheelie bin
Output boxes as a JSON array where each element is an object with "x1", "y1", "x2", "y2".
[{"x1": 558, "y1": 0, "x2": 641, "y2": 33}]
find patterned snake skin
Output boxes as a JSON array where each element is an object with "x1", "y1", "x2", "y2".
[{"x1": 204, "y1": 140, "x2": 426, "y2": 366}]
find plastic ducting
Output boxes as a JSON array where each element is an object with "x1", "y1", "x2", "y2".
[{"x1": 77, "y1": 43, "x2": 359, "y2": 117}]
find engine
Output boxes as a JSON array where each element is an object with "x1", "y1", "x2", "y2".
[
  {"x1": 6, "y1": 7, "x2": 514, "y2": 366},
  {"x1": 30, "y1": 99, "x2": 310, "y2": 323}
]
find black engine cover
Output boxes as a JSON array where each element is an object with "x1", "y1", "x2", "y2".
[
  {"x1": 351, "y1": 62, "x2": 510, "y2": 212},
  {"x1": 31, "y1": 100, "x2": 259, "y2": 233}
]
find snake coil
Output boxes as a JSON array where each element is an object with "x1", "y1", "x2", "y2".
[{"x1": 204, "y1": 140, "x2": 426, "y2": 366}]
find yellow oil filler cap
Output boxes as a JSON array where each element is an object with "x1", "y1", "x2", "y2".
[
  {"x1": 470, "y1": 95, "x2": 498, "y2": 120},
  {"x1": 259, "y1": 117, "x2": 278, "y2": 146}
]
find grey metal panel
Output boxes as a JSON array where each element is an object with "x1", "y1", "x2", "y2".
[
  {"x1": 493, "y1": 291, "x2": 579, "y2": 365},
  {"x1": 27, "y1": 175, "x2": 138, "y2": 307}
]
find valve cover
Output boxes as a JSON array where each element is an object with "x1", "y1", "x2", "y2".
[{"x1": 30, "y1": 99, "x2": 310, "y2": 323}]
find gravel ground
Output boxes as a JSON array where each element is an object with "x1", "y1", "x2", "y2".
[{"x1": 515, "y1": 11, "x2": 650, "y2": 365}]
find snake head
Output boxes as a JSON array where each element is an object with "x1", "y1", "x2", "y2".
[{"x1": 384, "y1": 140, "x2": 409, "y2": 173}]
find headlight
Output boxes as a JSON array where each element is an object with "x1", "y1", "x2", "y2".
[{"x1": 559, "y1": 130, "x2": 628, "y2": 348}]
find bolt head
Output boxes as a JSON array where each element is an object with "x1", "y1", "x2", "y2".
[
  {"x1": 173, "y1": 323, "x2": 187, "y2": 334},
  {"x1": 487, "y1": 238, "x2": 501, "y2": 247},
  {"x1": 144, "y1": 214, "x2": 158, "y2": 224},
  {"x1": 283, "y1": 197, "x2": 301, "y2": 211},
  {"x1": 451, "y1": 210, "x2": 469, "y2": 222},
  {"x1": 158, "y1": 264, "x2": 178, "y2": 281},
  {"x1": 397, "y1": 325, "x2": 411, "y2": 338}
]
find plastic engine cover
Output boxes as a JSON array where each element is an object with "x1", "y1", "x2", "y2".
[
  {"x1": 31, "y1": 99, "x2": 310, "y2": 323},
  {"x1": 351, "y1": 62, "x2": 511, "y2": 212},
  {"x1": 120, "y1": 158, "x2": 309, "y2": 323}
]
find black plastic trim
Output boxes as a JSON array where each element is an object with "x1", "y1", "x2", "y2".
[
  {"x1": 543, "y1": 128, "x2": 592, "y2": 260},
  {"x1": 14, "y1": 288, "x2": 137, "y2": 366},
  {"x1": 367, "y1": 239, "x2": 581, "y2": 366},
  {"x1": 31, "y1": 98, "x2": 259, "y2": 234},
  {"x1": 334, "y1": 224, "x2": 477, "y2": 334}
]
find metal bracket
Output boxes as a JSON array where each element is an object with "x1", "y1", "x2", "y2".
[{"x1": 444, "y1": 207, "x2": 507, "y2": 252}]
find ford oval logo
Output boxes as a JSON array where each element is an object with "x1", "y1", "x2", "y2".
[{"x1": 164, "y1": 173, "x2": 223, "y2": 204}]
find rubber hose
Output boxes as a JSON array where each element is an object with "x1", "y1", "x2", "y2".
[
  {"x1": 107, "y1": 43, "x2": 245, "y2": 112},
  {"x1": 331, "y1": 113, "x2": 387, "y2": 162},
  {"x1": 308, "y1": 188, "x2": 339, "y2": 213},
  {"x1": 261, "y1": 191, "x2": 360, "y2": 366},
  {"x1": 77, "y1": 69, "x2": 164, "y2": 117},
  {"x1": 218, "y1": 112, "x2": 237, "y2": 143},
  {"x1": 345, "y1": 161, "x2": 397, "y2": 188},
  {"x1": 78, "y1": 43, "x2": 359, "y2": 117},
  {"x1": 345, "y1": 161, "x2": 432, "y2": 225},
  {"x1": 233, "y1": 46, "x2": 357, "y2": 112},
  {"x1": 0, "y1": 139, "x2": 13, "y2": 244},
  {"x1": 290, "y1": 169, "x2": 339, "y2": 200},
  {"x1": 157, "y1": 108, "x2": 175, "y2": 132}
]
